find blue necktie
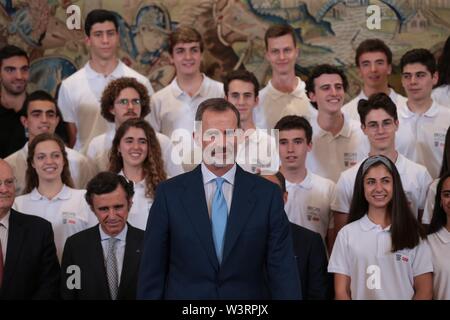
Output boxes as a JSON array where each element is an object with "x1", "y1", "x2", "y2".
[{"x1": 211, "y1": 177, "x2": 228, "y2": 264}]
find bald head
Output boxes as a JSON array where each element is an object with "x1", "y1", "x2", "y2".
[{"x1": 0, "y1": 159, "x2": 16, "y2": 217}]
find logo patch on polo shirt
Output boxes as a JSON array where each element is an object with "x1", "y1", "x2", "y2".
[
  {"x1": 62, "y1": 211, "x2": 77, "y2": 225},
  {"x1": 434, "y1": 132, "x2": 445, "y2": 148},
  {"x1": 343, "y1": 152, "x2": 357, "y2": 168},
  {"x1": 395, "y1": 253, "x2": 409, "y2": 263},
  {"x1": 306, "y1": 206, "x2": 321, "y2": 222}
]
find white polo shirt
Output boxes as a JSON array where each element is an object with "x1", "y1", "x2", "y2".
[
  {"x1": 422, "y1": 179, "x2": 438, "y2": 224},
  {"x1": 119, "y1": 171, "x2": 153, "y2": 231},
  {"x1": 306, "y1": 114, "x2": 370, "y2": 182},
  {"x1": 284, "y1": 171, "x2": 335, "y2": 241},
  {"x1": 253, "y1": 77, "x2": 317, "y2": 129},
  {"x1": 342, "y1": 88, "x2": 407, "y2": 122},
  {"x1": 13, "y1": 185, "x2": 96, "y2": 261},
  {"x1": 5, "y1": 143, "x2": 96, "y2": 195},
  {"x1": 58, "y1": 60, "x2": 154, "y2": 154},
  {"x1": 395, "y1": 100, "x2": 450, "y2": 179},
  {"x1": 427, "y1": 227, "x2": 450, "y2": 300},
  {"x1": 86, "y1": 128, "x2": 184, "y2": 177},
  {"x1": 236, "y1": 129, "x2": 280, "y2": 174},
  {"x1": 331, "y1": 153, "x2": 432, "y2": 218},
  {"x1": 147, "y1": 75, "x2": 224, "y2": 137},
  {"x1": 432, "y1": 85, "x2": 450, "y2": 108},
  {"x1": 328, "y1": 214, "x2": 433, "y2": 300}
]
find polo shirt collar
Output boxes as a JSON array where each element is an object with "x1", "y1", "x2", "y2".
[
  {"x1": 399, "y1": 100, "x2": 439, "y2": 119},
  {"x1": 85, "y1": 59, "x2": 124, "y2": 80},
  {"x1": 360, "y1": 214, "x2": 391, "y2": 232},
  {"x1": 267, "y1": 77, "x2": 306, "y2": 99},
  {"x1": 436, "y1": 227, "x2": 450, "y2": 244},
  {"x1": 170, "y1": 74, "x2": 210, "y2": 98},
  {"x1": 316, "y1": 113, "x2": 352, "y2": 139},
  {"x1": 119, "y1": 170, "x2": 146, "y2": 189},
  {"x1": 30, "y1": 184, "x2": 71, "y2": 201},
  {"x1": 286, "y1": 170, "x2": 313, "y2": 190}
]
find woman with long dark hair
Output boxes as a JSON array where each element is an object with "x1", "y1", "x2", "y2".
[
  {"x1": 427, "y1": 172, "x2": 450, "y2": 299},
  {"x1": 328, "y1": 155, "x2": 433, "y2": 299},
  {"x1": 109, "y1": 118, "x2": 166, "y2": 230},
  {"x1": 13, "y1": 133, "x2": 95, "y2": 261}
]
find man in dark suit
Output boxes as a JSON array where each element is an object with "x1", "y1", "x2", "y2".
[
  {"x1": 137, "y1": 98, "x2": 301, "y2": 300},
  {"x1": 0, "y1": 159, "x2": 60, "y2": 299},
  {"x1": 262, "y1": 172, "x2": 331, "y2": 300},
  {"x1": 60, "y1": 172, "x2": 144, "y2": 300}
]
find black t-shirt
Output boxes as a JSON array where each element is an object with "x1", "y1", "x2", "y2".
[{"x1": 0, "y1": 103, "x2": 27, "y2": 159}]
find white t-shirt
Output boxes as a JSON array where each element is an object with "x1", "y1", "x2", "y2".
[
  {"x1": 427, "y1": 227, "x2": 450, "y2": 300},
  {"x1": 13, "y1": 185, "x2": 96, "y2": 261},
  {"x1": 147, "y1": 75, "x2": 223, "y2": 138},
  {"x1": 395, "y1": 100, "x2": 450, "y2": 179},
  {"x1": 5, "y1": 143, "x2": 96, "y2": 195},
  {"x1": 119, "y1": 171, "x2": 153, "y2": 231},
  {"x1": 306, "y1": 114, "x2": 370, "y2": 182},
  {"x1": 58, "y1": 60, "x2": 154, "y2": 154},
  {"x1": 328, "y1": 214, "x2": 433, "y2": 300},
  {"x1": 284, "y1": 171, "x2": 335, "y2": 241},
  {"x1": 236, "y1": 129, "x2": 280, "y2": 174},
  {"x1": 253, "y1": 77, "x2": 317, "y2": 129},
  {"x1": 87, "y1": 128, "x2": 183, "y2": 177},
  {"x1": 422, "y1": 179, "x2": 438, "y2": 224},
  {"x1": 432, "y1": 85, "x2": 450, "y2": 108},
  {"x1": 342, "y1": 88, "x2": 407, "y2": 122},
  {"x1": 331, "y1": 153, "x2": 432, "y2": 218}
]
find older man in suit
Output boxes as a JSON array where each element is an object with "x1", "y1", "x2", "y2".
[
  {"x1": 137, "y1": 98, "x2": 301, "y2": 299},
  {"x1": 60, "y1": 172, "x2": 144, "y2": 300},
  {"x1": 0, "y1": 159, "x2": 60, "y2": 299}
]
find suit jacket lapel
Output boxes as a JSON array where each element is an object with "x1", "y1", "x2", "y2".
[
  {"x1": 119, "y1": 225, "x2": 141, "y2": 297},
  {"x1": 2, "y1": 210, "x2": 25, "y2": 289},
  {"x1": 222, "y1": 166, "x2": 256, "y2": 263},
  {"x1": 181, "y1": 166, "x2": 219, "y2": 271}
]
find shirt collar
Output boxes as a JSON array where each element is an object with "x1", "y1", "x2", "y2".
[
  {"x1": 267, "y1": 77, "x2": 307, "y2": 99},
  {"x1": 436, "y1": 227, "x2": 450, "y2": 244},
  {"x1": 119, "y1": 170, "x2": 146, "y2": 189},
  {"x1": 358, "y1": 88, "x2": 398, "y2": 101},
  {"x1": 85, "y1": 60, "x2": 123, "y2": 80},
  {"x1": 170, "y1": 74, "x2": 210, "y2": 99},
  {"x1": 398, "y1": 100, "x2": 439, "y2": 119},
  {"x1": 0, "y1": 210, "x2": 10, "y2": 230},
  {"x1": 316, "y1": 113, "x2": 352, "y2": 139},
  {"x1": 359, "y1": 214, "x2": 391, "y2": 232},
  {"x1": 99, "y1": 223, "x2": 128, "y2": 242},
  {"x1": 285, "y1": 170, "x2": 313, "y2": 190},
  {"x1": 30, "y1": 184, "x2": 71, "y2": 201},
  {"x1": 201, "y1": 163, "x2": 236, "y2": 186}
]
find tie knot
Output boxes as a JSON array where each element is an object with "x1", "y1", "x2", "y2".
[
  {"x1": 215, "y1": 177, "x2": 226, "y2": 188},
  {"x1": 108, "y1": 237, "x2": 119, "y2": 248}
]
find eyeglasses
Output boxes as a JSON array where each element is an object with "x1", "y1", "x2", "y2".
[
  {"x1": 365, "y1": 120, "x2": 395, "y2": 132},
  {"x1": 114, "y1": 98, "x2": 141, "y2": 107},
  {"x1": 0, "y1": 178, "x2": 16, "y2": 188}
]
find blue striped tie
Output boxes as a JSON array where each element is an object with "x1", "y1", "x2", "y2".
[{"x1": 211, "y1": 177, "x2": 228, "y2": 264}]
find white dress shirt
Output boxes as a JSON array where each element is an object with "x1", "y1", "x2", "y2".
[
  {"x1": 99, "y1": 224, "x2": 127, "y2": 284},
  {"x1": 201, "y1": 163, "x2": 236, "y2": 216},
  {"x1": 0, "y1": 211, "x2": 10, "y2": 262}
]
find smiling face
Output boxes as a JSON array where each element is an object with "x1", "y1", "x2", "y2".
[
  {"x1": 225, "y1": 79, "x2": 258, "y2": 123},
  {"x1": 85, "y1": 21, "x2": 119, "y2": 62},
  {"x1": 308, "y1": 73, "x2": 345, "y2": 114},
  {"x1": 91, "y1": 185, "x2": 130, "y2": 236},
  {"x1": 0, "y1": 55, "x2": 29, "y2": 95},
  {"x1": 170, "y1": 42, "x2": 202, "y2": 77},
  {"x1": 363, "y1": 164, "x2": 393, "y2": 210},
  {"x1": 265, "y1": 34, "x2": 299, "y2": 76},
  {"x1": 357, "y1": 51, "x2": 392, "y2": 91},
  {"x1": 362, "y1": 108, "x2": 398, "y2": 153},
  {"x1": 21, "y1": 100, "x2": 60, "y2": 141},
  {"x1": 118, "y1": 127, "x2": 148, "y2": 169},
  {"x1": 278, "y1": 129, "x2": 311, "y2": 171},
  {"x1": 32, "y1": 140, "x2": 64, "y2": 184}
]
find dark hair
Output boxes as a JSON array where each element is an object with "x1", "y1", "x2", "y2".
[
  {"x1": 437, "y1": 36, "x2": 450, "y2": 87},
  {"x1": 85, "y1": 171, "x2": 134, "y2": 207},
  {"x1": 357, "y1": 92, "x2": 398, "y2": 124},
  {"x1": 168, "y1": 26, "x2": 203, "y2": 54},
  {"x1": 355, "y1": 38, "x2": 392, "y2": 67},
  {"x1": 439, "y1": 126, "x2": 450, "y2": 178},
  {"x1": 84, "y1": 9, "x2": 118, "y2": 36},
  {"x1": 109, "y1": 118, "x2": 166, "y2": 198},
  {"x1": 348, "y1": 155, "x2": 425, "y2": 252},
  {"x1": 264, "y1": 24, "x2": 296, "y2": 50},
  {"x1": 20, "y1": 90, "x2": 63, "y2": 119},
  {"x1": 195, "y1": 98, "x2": 241, "y2": 128},
  {"x1": 25, "y1": 133, "x2": 74, "y2": 193},
  {"x1": 428, "y1": 172, "x2": 450, "y2": 234},
  {"x1": 0, "y1": 45, "x2": 29, "y2": 66},
  {"x1": 400, "y1": 48, "x2": 437, "y2": 74},
  {"x1": 224, "y1": 69, "x2": 259, "y2": 98},
  {"x1": 100, "y1": 77, "x2": 150, "y2": 123},
  {"x1": 274, "y1": 115, "x2": 313, "y2": 144},
  {"x1": 305, "y1": 64, "x2": 348, "y2": 108}
]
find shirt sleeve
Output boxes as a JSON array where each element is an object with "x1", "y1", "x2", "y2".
[
  {"x1": 331, "y1": 172, "x2": 352, "y2": 214},
  {"x1": 147, "y1": 95, "x2": 161, "y2": 133},
  {"x1": 328, "y1": 228, "x2": 351, "y2": 276},
  {"x1": 422, "y1": 181, "x2": 437, "y2": 224},
  {"x1": 328, "y1": 182, "x2": 337, "y2": 229},
  {"x1": 57, "y1": 81, "x2": 76, "y2": 124},
  {"x1": 412, "y1": 240, "x2": 434, "y2": 277},
  {"x1": 418, "y1": 169, "x2": 433, "y2": 211}
]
